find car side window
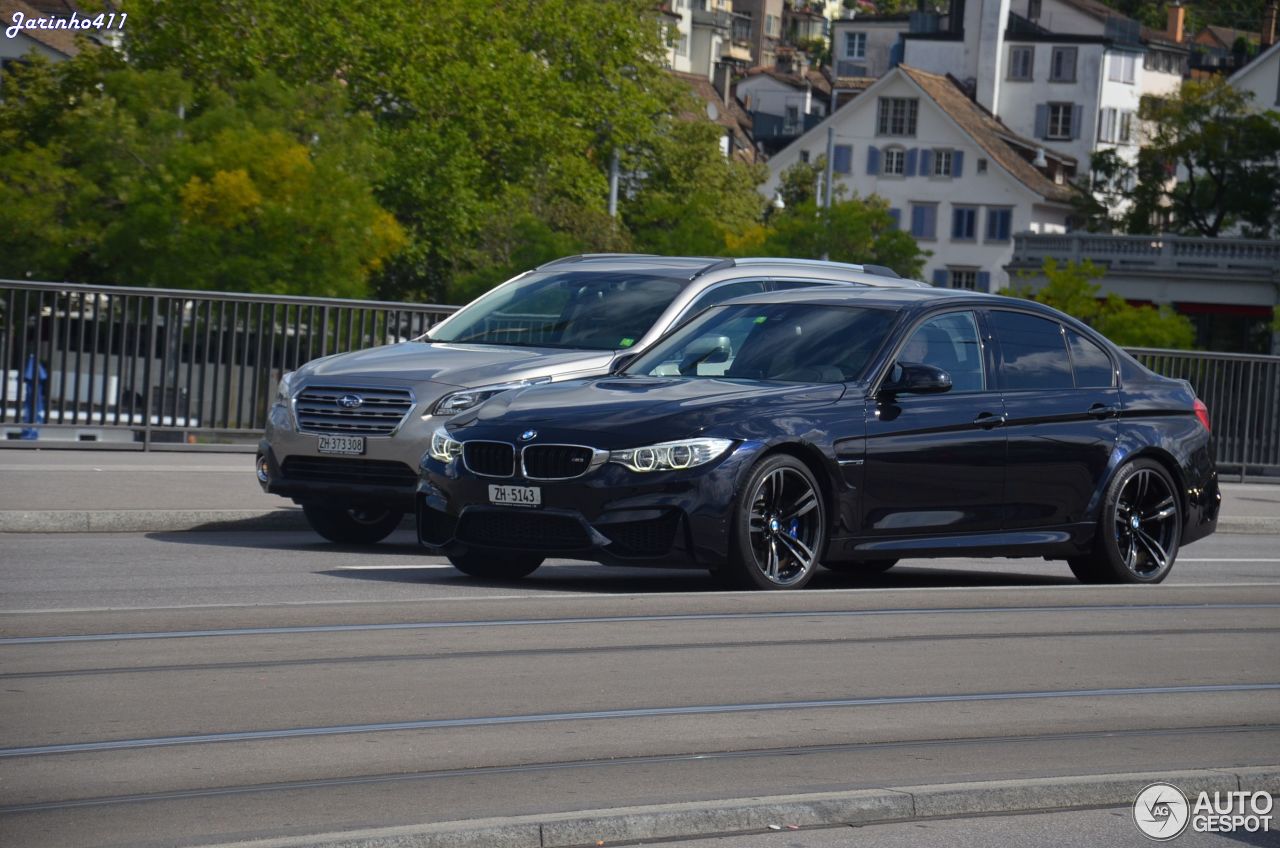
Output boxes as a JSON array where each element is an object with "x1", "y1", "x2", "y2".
[
  {"x1": 1066, "y1": 329, "x2": 1115, "y2": 388},
  {"x1": 898, "y1": 311, "x2": 986, "y2": 393},
  {"x1": 680, "y1": 280, "x2": 768, "y2": 320},
  {"x1": 991, "y1": 311, "x2": 1073, "y2": 390}
]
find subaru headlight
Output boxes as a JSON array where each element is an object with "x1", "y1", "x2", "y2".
[
  {"x1": 275, "y1": 371, "x2": 296, "y2": 404},
  {"x1": 431, "y1": 378, "x2": 549, "y2": 416},
  {"x1": 428, "y1": 426, "x2": 464, "y2": 462},
  {"x1": 609, "y1": 438, "x2": 734, "y2": 473}
]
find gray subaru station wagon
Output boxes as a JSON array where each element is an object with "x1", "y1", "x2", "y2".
[{"x1": 257, "y1": 254, "x2": 926, "y2": 543}]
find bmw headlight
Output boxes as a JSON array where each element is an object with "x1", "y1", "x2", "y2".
[
  {"x1": 275, "y1": 371, "x2": 296, "y2": 404},
  {"x1": 609, "y1": 438, "x2": 734, "y2": 473},
  {"x1": 431, "y1": 379, "x2": 549, "y2": 416},
  {"x1": 428, "y1": 426, "x2": 464, "y2": 462}
]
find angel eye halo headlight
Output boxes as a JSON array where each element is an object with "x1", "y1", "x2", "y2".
[
  {"x1": 428, "y1": 426, "x2": 463, "y2": 462},
  {"x1": 608, "y1": 438, "x2": 733, "y2": 473}
]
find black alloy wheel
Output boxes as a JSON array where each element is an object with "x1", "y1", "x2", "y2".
[
  {"x1": 1069, "y1": 459, "x2": 1181, "y2": 584},
  {"x1": 726, "y1": 455, "x2": 826, "y2": 590},
  {"x1": 302, "y1": 504, "x2": 403, "y2": 544}
]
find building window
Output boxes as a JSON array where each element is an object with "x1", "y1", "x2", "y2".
[
  {"x1": 1050, "y1": 46, "x2": 1077, "y2": 82},
  {"x1": 676, "y1": 35, "x2": 688, "y2": 57},
  {"x1": 799, "y1": 150, "x2": 810, "y2": 164},
  {"x1": 1046, "y1": 102, "x2": 1075, "y2": 139},
  {"x1": 765, "y1": 13, "x2": 778, "y2": 37},
  {"x1": 1008, "y1": 45, "x2": 1034, "y2": 80},
  {"x1": 1028, "y1": 0, "x2": 1042, "y2": 19},
  {"x1": 933, "y1": 149, "x2": 954, "y2": 177},
  {"x1": 1097, "y1": 107, "x2": 1116, "y2": 143},
  {"x1": 1118, "y1": 110, "x2": 1133, "y2": 143},
  {"x1": 785, "y1": 104, "x2": 800, "y2": 132},
  {"x1": 1108, "y1": 52, "x2": 1136, "y2": 84},
  {"x1": 986, "y1": 207, "x2": 1013, "y2": 242},
  {"x1": 844, "y1": 32, "x2": 866, "y2": 59},
  {"x1": 910, "y1": 203, "x2": 938, "y2": 240},
  {"x1": 877, "y1": 97, "x2": 919, "y2": 136},
  {"x1": 833, "y1": 144, "x2": 853, "y2": 175},
  {"x1": 976, "y1": 157, "x2": 988, "y2": 174},
  {"x1": 951, "y1": 206, "x2": 978, "y2": 240},
  {"x1": 883, "y1": 146, "x2": 906, "y2": 176},
  {"x1": 949, "y1": 268, "x2": 979, "y2": 290}
]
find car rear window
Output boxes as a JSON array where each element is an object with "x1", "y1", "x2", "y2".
[{"x1": 991, "y1": 311, "x2": 1074, "y2": 390}]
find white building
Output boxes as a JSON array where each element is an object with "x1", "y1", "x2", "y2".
[
  {"x1": 1228, "y1": 39, "x2": 1280, "y2": 111},
  {"x1": 663, "y1": 1, "x2": 752, "y2": 82},
  {"x1": 830, "y1": 14, "x2": 910, "y2": 79},
  {"x1": 763, "y1": 64, "x2": 1077, "y2": 291}
]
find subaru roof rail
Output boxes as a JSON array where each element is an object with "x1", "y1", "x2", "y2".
[{"x1": 536, "y1": 253, "x2": 662, "y2": 268}]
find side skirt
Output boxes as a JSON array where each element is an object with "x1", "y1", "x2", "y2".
[{"x1": 832, "y1": 523, "x2": 1096, "y2": 561}]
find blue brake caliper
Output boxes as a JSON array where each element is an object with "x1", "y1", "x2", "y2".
[{"x1": 789, "y1": 518, "x2": 799, "y2": 539}]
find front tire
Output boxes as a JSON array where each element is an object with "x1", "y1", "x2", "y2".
[
  {"x1": 724, "y1": 454, "x2": 827, "y2": 590},
  {"x1": 1069, "y1": 459, "x2": 1181, "y2": 584},
  {"x1": 447, "y1": 551, "x2": 544, "y2": 580},
  {"x1": 303, "y1": 504, "x2": 403, "y2": 544}
]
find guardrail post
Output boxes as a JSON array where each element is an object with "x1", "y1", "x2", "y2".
[{"x1": 142, "y1": 295, "x2": 157, "y2": 451}]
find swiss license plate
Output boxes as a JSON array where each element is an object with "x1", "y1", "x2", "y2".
[
  {"x1": 317, "y1": 434, "x2": 366, "y2": 456},
  {"x1": 489, "y1": 484, "x2": 541, "y2": 508}
]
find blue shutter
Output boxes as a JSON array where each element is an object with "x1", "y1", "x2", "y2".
[
  {"x1": 932, "y1": 269, "x2": 948, "y2": 287},
  {"x1": 866, "y1": 145, "x2": 880, "y2": 175},
  {"x1": 1071, "y1": 104, "x2": 1083, "y2": 139},
  {"x1": 1034, "y1": 104, "x2": 1049, "y2": 139},
  {"x1": 833, "y1": 144, "x2": 852, "y2": 175},
  {"x1": 888, "y1": 207, "x2": 901, "y2": 229},
  {"x1": 952, "y1": 150, "x2": 964, "y2": 178},
  {"x1": 921, "y1": 149, "x2": 933, "y2": 176},
  {"x1": 911, "y1": 205, "x2": 925, "y2": 236},
  {"x1": 905, "y1": 147, "x2": 918, "y2": 177},
  {"x1": 923, "y1": 204, "x2": 936, "y2": 238},
  {"x1": 977, "y1": 271, "x2": 991, "y2": 292},
  {"x1": 951, "y1": 207, "x2": 964, "y2": 239}
]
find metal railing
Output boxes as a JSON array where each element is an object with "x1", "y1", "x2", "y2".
[
  {"x1": 1, "y1": 280, "x2": 457, "y2": 449},
  {"x1": 1128, "y1": 348, "x2": 1280, "y2": 479},
  {"x1": 1011, "y1": 233, "x2": 1280, "y2": 275}
]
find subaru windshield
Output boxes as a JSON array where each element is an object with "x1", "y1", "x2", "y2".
[
  {"x1": 625, "y1": 302, "x2": 896, "y2": 383},
  {"x1": 425, "y1": 271, "x2": 686, "y2": 350}
]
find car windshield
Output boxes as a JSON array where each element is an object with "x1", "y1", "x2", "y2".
[
  {"x1": 424, "y1": 271, "x2": 686, "y2": 350},
  {"x1": 625, "y1": 302, "x2": 896, "y2": 383}
]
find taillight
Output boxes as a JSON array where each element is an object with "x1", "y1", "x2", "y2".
[{"x1": 1194, "y1": 398, "x2": 1211, "y2": 432}]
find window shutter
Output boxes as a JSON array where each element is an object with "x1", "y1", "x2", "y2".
[
  {"x1": 951, "y1": 207, "x2": 963, "y2": 239},
  {"x1": 932, "y1": 269, "x2": 948, "y2": 287},
  {"x1": 911, "y1": 206, "x2": 924, "y2": 236},
  {"x1": 923, "y1": 204, "x2": 936, "y2": 238},
  {"x1": 867, "y1": 145, "x2": 880, "y2": 175},
  {"x1": 1071, "y1": 104, "x2": 1083, "y2": 139},
  {"x1": 952, "y1": 150, "x2": 964, "y2": 178},
  {"x1": 977, "y1": 271, "x2": 991, "y2": 292},
  {"x1": 921, "y1": 149, "x2": 933, "y2": 176},
  {"x1": 833, "y1": 144, "x2": 852, "y2": 174},
  {"x1": 905, "y1": 147, "x2": 918, "y2": 177},
  {"x1": 888, "y1": 208, "x2": 901, "y2": 229},
  {"x1": 1034, "y1": 104, "x2": 1049, "y2": 139}
]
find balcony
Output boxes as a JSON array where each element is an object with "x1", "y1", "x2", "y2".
[{"x1": 1010, "y1": 233, "x2": 1280, "y2": 276}]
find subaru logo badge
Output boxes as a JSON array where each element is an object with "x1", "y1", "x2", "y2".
[
  {"x1": 520, "y1": 429, "x2": 537, "y2": 441},
  {"x1": 338, "y1": 394, "x2": 364, "y2": 409}
]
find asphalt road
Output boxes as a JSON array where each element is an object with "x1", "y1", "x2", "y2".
[{"x1": 0, "y1": 530, "x2": 1277, "y2": 847}]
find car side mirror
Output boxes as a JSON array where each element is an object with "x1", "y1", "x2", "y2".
[
  {"x1": 610, "y1": 351, "x2": 639, "y2": 374},
  {"x1": 880, "y1": 362, "x2": 953, "y2": 396},
  {"x1": 678, "y1": 335, "x2": 732, "y2": 373}
]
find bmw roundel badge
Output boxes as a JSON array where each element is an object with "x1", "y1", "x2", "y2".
[{"x1": 520, "y1": 429, "x2": 537, "y2": 441}]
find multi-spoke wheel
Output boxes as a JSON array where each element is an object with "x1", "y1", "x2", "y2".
[
  {"x1": 302, "y1": 504, "x2": 403, "y2": 544},
  {"x1": 724, "y1": 455, "x2": 826, "y2": 590},
  {"x1": 1069, "y1": 459, "x2": 1181, "y2": 584}
]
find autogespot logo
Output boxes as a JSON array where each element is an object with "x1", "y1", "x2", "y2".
[{"x1": 1134, "y1": 783, "x2": 1191, "y2": 841}]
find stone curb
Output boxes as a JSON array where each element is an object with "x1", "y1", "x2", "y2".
[
  {"x1": 202, "y1": 766, "x2": 1278, "y2": 848},
  {"x1": 0, "y1": 511, "x2": 1274, "y2": 535}
]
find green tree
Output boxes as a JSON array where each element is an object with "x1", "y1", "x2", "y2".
[
  {"x1": 0, "y1": 57, "x2": 404, "y2": 297},
  {"x1": 1008, "y1": 259, "x2": 1196, "y2": 349}
]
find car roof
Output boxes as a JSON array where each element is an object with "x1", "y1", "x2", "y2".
[
  {"x1": 720, "y1": 286, "x2": 985, "y2": 309},
  {"x1": 535, "y1": 254, "x2": 923, "y2": 287}
]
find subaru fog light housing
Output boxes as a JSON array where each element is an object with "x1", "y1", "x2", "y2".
[{"x1": 609, "y1": 438, "x2": 733, "y2": 473}]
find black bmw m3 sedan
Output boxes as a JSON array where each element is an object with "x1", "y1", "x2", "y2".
[{"x1": 417, "y1": 287, "x2": 1219, "y2": 589}]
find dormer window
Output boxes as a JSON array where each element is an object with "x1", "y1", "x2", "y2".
[{"x1": 877, "y1": 97, "x2": 919, "y2": 136}]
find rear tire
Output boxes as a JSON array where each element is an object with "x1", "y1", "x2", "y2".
[
  {"x1": 725, "y1": 454, "x2": 826, "y2": 590},
  {"x1": 822, "y1": 559, "x2": 899, "y2": 574},
  {"x1": 1069, "y1": 459, "x2": 1181, "y2": 584},
  {"x1": 448, "y1": 551, "x2": 544, "y2": 580},
  {"x1": 303, "y1": 504, "x2": 402, "y2": 544}
]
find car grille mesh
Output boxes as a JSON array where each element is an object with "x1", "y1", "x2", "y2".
[
  {"x1": 281, "y1": 457, "x2": 417, "y2": 487},
  {"x1": 463, "y1": 442, "x2": 515, "y2": 477},
  {"x1": 294, "y1": 386, "x2": 414, "y2": 436},
  {"x1": 600, "y1": 512, "x2": 681, "y2": 557},
  {"x1": 457, "y1": 510, "x2": 591, "y2": 550},
  {"x1": 522, "y1": 445, "x2": 595, "y2": 480}
]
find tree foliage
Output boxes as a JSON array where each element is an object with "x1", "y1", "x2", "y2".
[
  {"x1": 1073, "y1": 77, "x2": 1280, "y2": 238},
  {"x1": 0, "y1": 57, "x2": 403, "y2": 296},
  {"x1": 1008, "y1": 259, "x2": 1196, "y2": 350}
]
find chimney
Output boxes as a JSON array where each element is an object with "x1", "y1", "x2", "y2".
[
  {"x1": 1167, "y1": 2, "x2": 1186, "y2": 43},
  {"x1": 1264, "y1": 1, "x2": 1278, "y2": 48}
]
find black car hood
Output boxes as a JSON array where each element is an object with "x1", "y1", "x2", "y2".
[
  {"x1": 298, "y1": 342, "x2": 614, "y2": 388},
  {"x1": 449, "y1": 377, "x2": 846, "y2": 448}
]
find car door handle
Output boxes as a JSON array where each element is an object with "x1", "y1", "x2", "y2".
[
  {"x1": 973, "y1": 412, "x2": 1005, "y2": 429},
  {"x1": 1088, "y1": 403, "x2": 1119, "y2": 419}
]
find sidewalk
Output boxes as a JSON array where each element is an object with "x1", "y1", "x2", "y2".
[{"x1": 0, "y1": 449, "x2": 1276, "y2": 533}]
